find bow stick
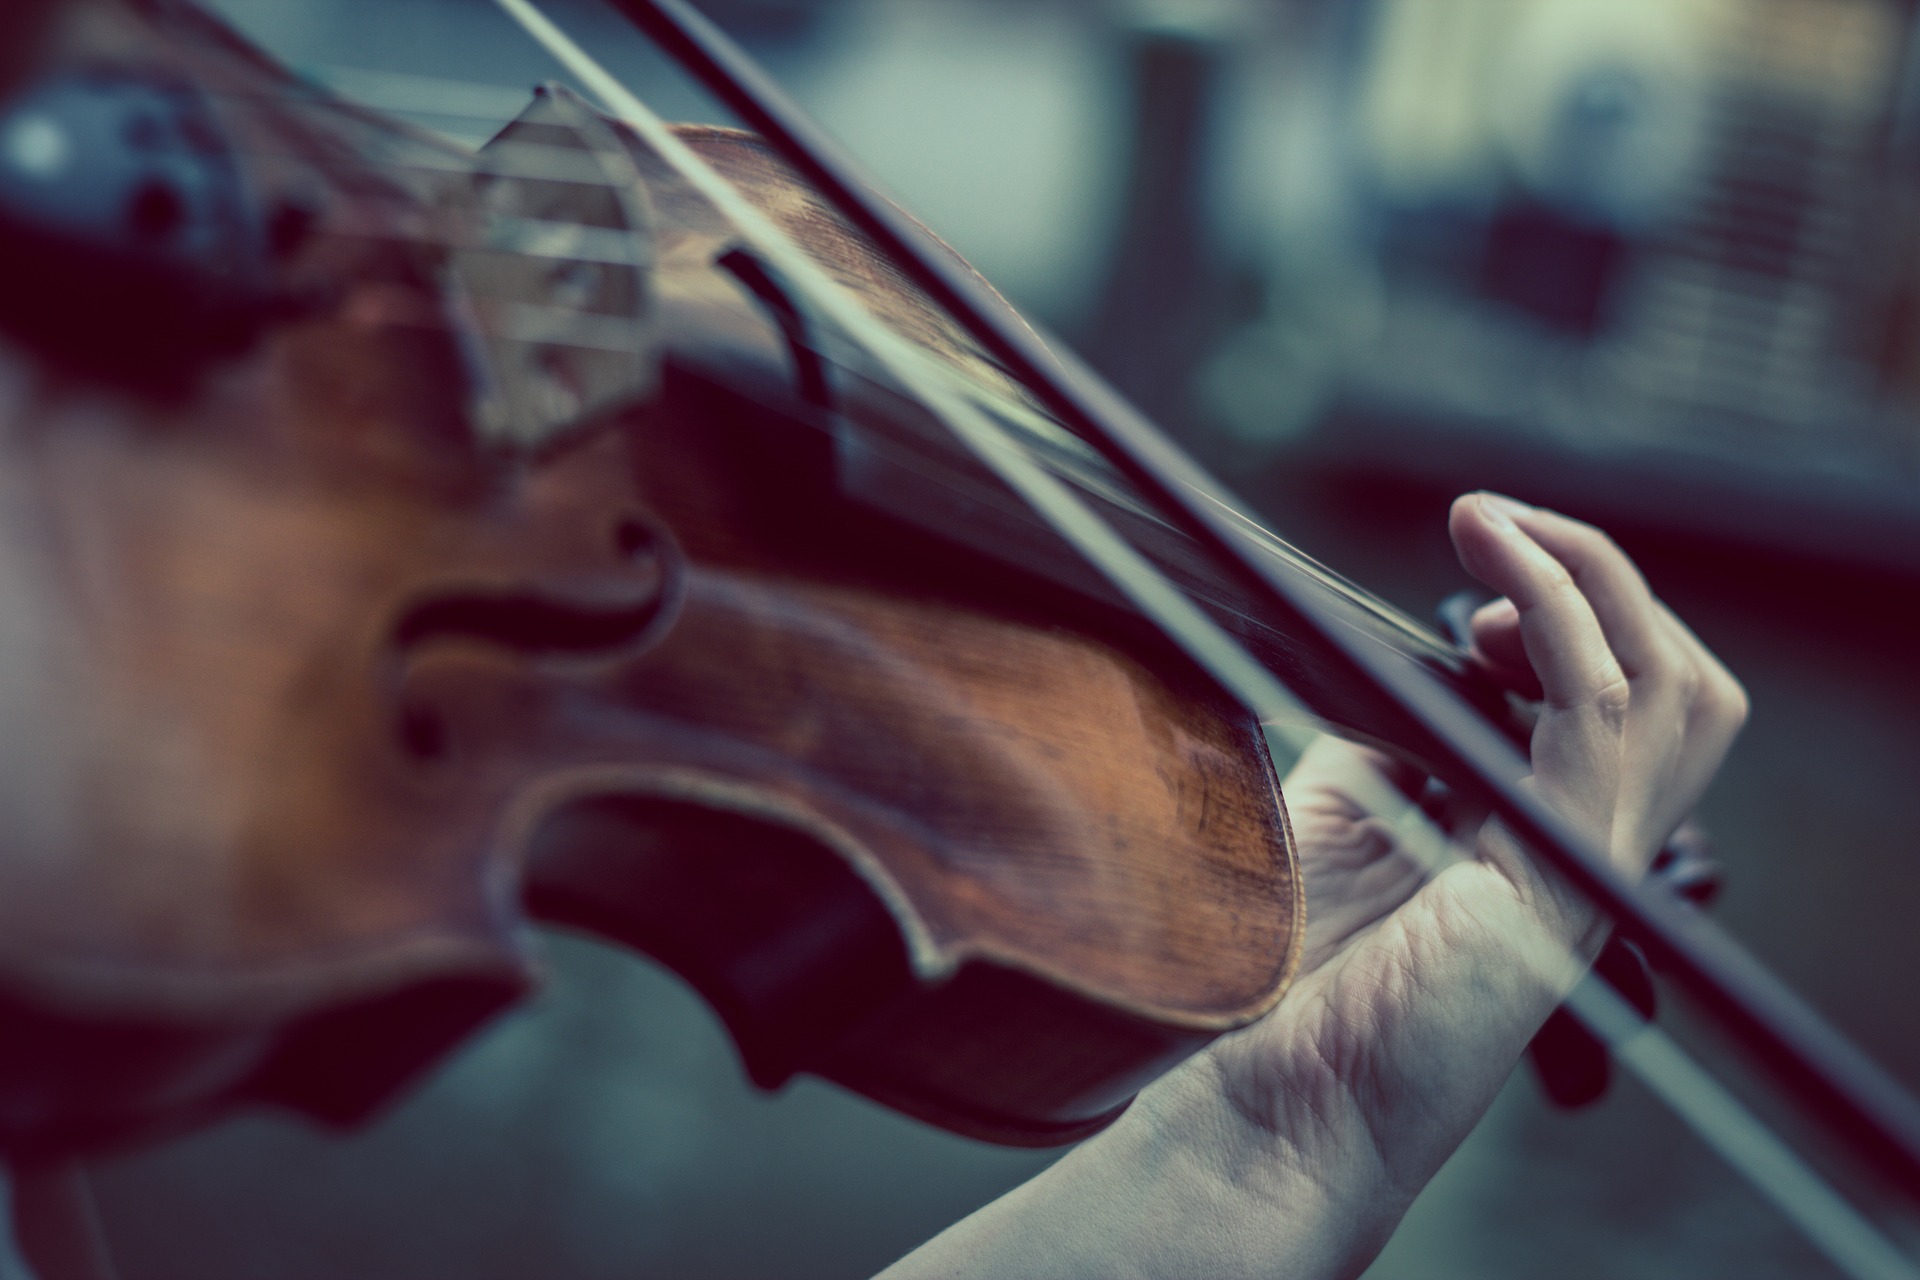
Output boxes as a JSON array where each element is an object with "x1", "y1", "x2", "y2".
[{"x1": 491, "y1": 0, "x2": 1920, "y2": 1209}]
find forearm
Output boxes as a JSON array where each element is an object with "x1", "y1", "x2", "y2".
[
  {"x1": 881, "y1": 861, "x2": 1585, "y2": 1280},
  {"x1": 876, "y1": 1061, "x2": 1405, "y2": 1280}
]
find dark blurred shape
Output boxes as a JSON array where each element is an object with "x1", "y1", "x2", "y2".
[
  {"x1": 1479, "y1": 202, "x2": 1625, "y2": 338},
  {"x1": 12, "y1": 1163, "x2": 117, "y2": 1280},
  {"x1": 1216, "y1": 0, "x2": 1920, "y2": 577},
  {"x1": 1527, "y1": 940, "x2": 1657, "y2": 1109},
  {"x1": 526, "y1": 796, "x2": 916, "y2": 1098},
  {"x1": 0, "y1": 66, "x2": 288, "y2": 392},
  {"x1": 1083, "y1": 16, "x2": 1237, "y2": 426}
]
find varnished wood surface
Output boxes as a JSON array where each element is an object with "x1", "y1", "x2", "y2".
[{"x1": 0, "y1": 2, "x2": 1302, "y2": 1153}]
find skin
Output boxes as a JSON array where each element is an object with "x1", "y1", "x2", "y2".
[{"x1": 881, "y1": 492, "x2": 1749, "y2": 1279}]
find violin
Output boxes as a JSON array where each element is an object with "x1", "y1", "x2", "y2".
[
  {"x1": 0, "y1": 0, "x2": 1310, "y2": 1155},
  {"x1": 0, "y1": 0, "x2": 1915, "y2": 1272}
]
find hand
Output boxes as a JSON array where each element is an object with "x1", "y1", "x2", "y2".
[
  {"x1": 882, "y1": 494, "x2": 1747, "y2": 1280},
  {"x1": 1447, "y1": 494, "x2": 1747, "y2": 904},
  {"x1": 1183, "y1": 492, "x2": 1747, "y2": 1274}
]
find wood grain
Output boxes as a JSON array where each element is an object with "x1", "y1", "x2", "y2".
[{"x1": 0, "y1": 6, "x2": 1301, "y2": 1154}]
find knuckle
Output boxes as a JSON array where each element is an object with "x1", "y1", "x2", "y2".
[
  {"x1": 1561, "y1": 668, "x2": 1633, "y2": 725},
  {"x1": 1670, "y1": 655, "x2": 1702, "y2": 703},
  {"x1": 1591, "y1": 675, "x2": 1632, "y2": 726},
  {"x1": 1631, "y1": 630, "x2": 1687, "y2": 685},
  {"x1": 1703, "y1": 667, "x2": 1750, "y2": 730}
]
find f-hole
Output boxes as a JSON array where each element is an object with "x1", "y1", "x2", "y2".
[{"x1": 717, "y1": 247, "x2": 833, "y2": 411}]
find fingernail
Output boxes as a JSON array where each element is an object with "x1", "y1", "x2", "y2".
[
  {"x1": 1472, "y1": 596, "x2": 1518, "y2": 625},
  {"x1": 1477, "y1": 493, "x2": 1518, "y2": 533}
]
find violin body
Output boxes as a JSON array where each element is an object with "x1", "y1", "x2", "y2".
[{"x1": 0, "y1": 0, "x2": 1301, "y2": 1156}]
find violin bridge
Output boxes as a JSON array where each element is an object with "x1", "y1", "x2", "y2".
[{"x1": 449, "y1": 84, "x2": 663, "y2": 450}]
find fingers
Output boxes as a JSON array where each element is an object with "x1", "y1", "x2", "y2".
[
  {"x1": 1448, "y1": 492, "x2": 1748, "y2": 873},
  {"x1": 1484, "y1": 498, "x2": 1673, "y2": 683},
  {"x1": 1461, "y1": 496, "x2": 1747, "y2": 749},
  {"x1": 1448, "y1": 494, "x2": 1624, "y2": 714}
]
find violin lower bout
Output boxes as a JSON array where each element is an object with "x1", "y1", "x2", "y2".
[
  {"x1": 527, "y1": 785, "x2": 1289, "y2": 1146},
  {"x1": 478, "y1": 501, "x2": 1306, "y2": 1144}
]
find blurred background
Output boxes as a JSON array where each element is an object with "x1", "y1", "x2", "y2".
[{"x1": 76, "y1": 0, "x2": 1920, "y2": 1274}]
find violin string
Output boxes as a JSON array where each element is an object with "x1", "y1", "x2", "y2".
[
  {"x1": 817, "y1": 307, "x2": 1459, "y2": 652},
  {"x1": 207, "y1": 63, "x2": 1480, "y2": 665},
  {"x1": 208, "y1": 65, "x2": 1466, "y2": 661},
  {"x1": 185, "y1": 35, "x2": 1452, "y2": 641},
  {"x1": 339, "y1": 276, "x2": 1370, "y2": 653},
  {"x1": 488, "y1": 0, "x2": 1323, "y2": 732},
  {"x1": 488, "y1": 0, "x2": 1920, "y2": 1269},
  {"x1": 305, "y1": 64, "x2": 540, "y2": 128},
  {"x1": 231, "y1": 61, "x2": 1436, "y2": 671}
]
